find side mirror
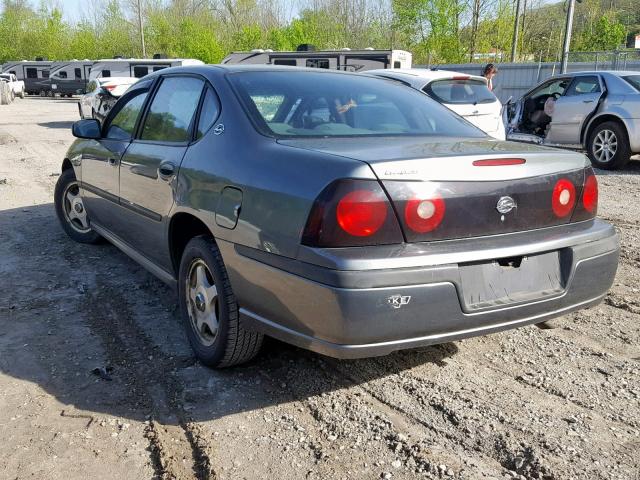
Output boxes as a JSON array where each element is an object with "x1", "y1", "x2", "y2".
[{"x1": 72, "y1": 119, "x2": 101, "y2": 139}]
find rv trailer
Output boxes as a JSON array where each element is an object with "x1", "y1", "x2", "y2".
[
  {"x1": 49, "y1": 60, "x2": 94, "y2": 96},
  {"x1": 221, "y1": 47, "x2": 412, "y2": 71},
  {"x1": 88, "y1": 58, "x2": 204, "y2": 80},
  {"x1": 1, "y1": 60, "x2": 53, "y2": 95}
]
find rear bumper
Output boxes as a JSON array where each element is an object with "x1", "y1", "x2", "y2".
[{"x1": 221, "y1": 219, "x2": 619, "y2": 359}]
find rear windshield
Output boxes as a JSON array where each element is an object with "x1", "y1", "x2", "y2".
[
  {"x1": 228, "y1": 71, "x2": 485, "y2": 138},
  {"x1": 624, "y1": 75, "x2": 640, "y2": 92},
  {"x1": 425, "y1": 79, "x2": 497, "y2": 105}
]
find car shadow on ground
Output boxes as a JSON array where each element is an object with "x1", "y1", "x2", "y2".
[
  {"x1": 0, "y1": 202, "x2": 458, "y2": 426},
  {"x1": 594, "y1": 156, "x2": 640, "y2": 176},
  {"x1": 37, "y1": 121, "x2": 75, "y2": 129}
]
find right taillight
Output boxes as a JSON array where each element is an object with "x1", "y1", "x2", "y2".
[
  {"x1": 302, "y1": 179, "x2": 403, "y2": 247},
  {"x1": 404, "y1": 196, "x2": 446, "y2": 233},
  {"x1": 582, "y1": 174, "x2": 598, "y2": 213},
  {"x1": 551, "y1": 178, "x2": 577, "y2": 218}
]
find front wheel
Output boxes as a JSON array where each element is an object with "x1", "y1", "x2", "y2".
[
  {"x1": 54, "y1": 169, "x2": 101, "y2": 244},
  {"x1": 178, "y1": 235, "x2": 263, "y2": 368},
  {"x1": 587, "y1": 121, "x2": 631, "y2": 170},
  {"x1": 19, "y1": 88, "x2": 24, "y2": 99}
]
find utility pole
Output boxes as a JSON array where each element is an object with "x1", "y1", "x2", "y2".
[
  {"x1": 559, "y1": 0, "x2": 577, "y2": 73},
  {"x1": 137, "y1": 0, "x2": 146, "y2": 58},
  {"x1": 510, "y1": 0, "x2": 522, "y2": 62}
]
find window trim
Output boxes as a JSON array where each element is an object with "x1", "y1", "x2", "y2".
[
  {"x1": 192, "y1": 84, "x2": 223, "y2": 143},
  {"x1": 133, "y1": 73, "x2": 209, "y2": 146}
]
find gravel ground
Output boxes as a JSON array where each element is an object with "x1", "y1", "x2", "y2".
[{"x1": 0, "y1": 98, "x2": 639, "y2": 480}]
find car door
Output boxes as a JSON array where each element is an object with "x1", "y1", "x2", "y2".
[
  {"x1": 546, "y1": 75, "x2": 602, "y2": 145},
  {"x1": 114, "y1": 75, "x2": 205, "y2": 271},
  {"x1": 80, "y1": 82, "x2": 152, "y2": 232}
]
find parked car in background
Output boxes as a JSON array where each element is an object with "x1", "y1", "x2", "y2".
[
  {"x1": 367, "y1": 68, "x2": 506, "y2": 140},
  {"x1": 56, "y1": 65, "x2": 619, "y2": 368},
  {"x1": 78, "y1": 77, "x2": 138, "y2": 122},
  {"x1": 505, "y1": 71, "x2": 640, "y2": 170},
  {"x1": 0, "y1": 73, "x2": 25, "y2": 99}
]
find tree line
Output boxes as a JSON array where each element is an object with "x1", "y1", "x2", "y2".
[{"x1": 0, "y1": 0, "x2": 638, "y2": 65}]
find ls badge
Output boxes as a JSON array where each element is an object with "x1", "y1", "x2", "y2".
[{"x1": 388, "y1": 294, "x2": 411, "y2": 309}]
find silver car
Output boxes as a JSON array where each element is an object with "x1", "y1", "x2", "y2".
[
  {"x1": 505, "y1": 71, "x2": 640, "y2": 169},
  {"x1": 55, "y1": 66, "x2": 619, "y2": 367}
]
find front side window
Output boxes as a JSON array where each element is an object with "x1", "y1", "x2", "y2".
[
  {"x1": 106, "y1": 91, "x2": 149, "y2": 140},
  {"x1": 42, "y1": 70, "x2": 49, "y2": 78},
  {"x1": 196, "y1": 87, "x2": 221, "y2": 139},
  {"x1": 229, "y1": 71, "x2": 485, "y2": 138},
  {"x1": 140, "y1": 76, "x2": 204, "y2": 142},
  {"x1": 531, "y1": 78, "x2": 570, "y2": 99},
  {"x1": 101, "y1": 69, "x2": 111, "y2": 78},
  {"x1": 58, "y1": 71, "x2": 68, "y2": 79},
  {"x1": 565, "y1": 76, "x2": 601, "y2": 96},
  {"x1": 425, "y1": 79, "x2": 496, "y2": 105}
]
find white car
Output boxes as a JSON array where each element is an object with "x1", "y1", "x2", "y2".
[
  {"x1": 78, "y1": 77, "x2": 139, "y2": 122},
  {"x1": 0, "y1": 73, "x2": 25, "y2": 99},
  {"x1": 367, "y1": 69, "x2": 506, "y2": 140}
]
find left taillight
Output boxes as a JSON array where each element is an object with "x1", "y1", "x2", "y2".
[
  {"x1": 551, "y1": 178, "x2": 577, "y2": 218},
  {"x1": 301, "y1": 179, "x2": 403, "y2": 247}
]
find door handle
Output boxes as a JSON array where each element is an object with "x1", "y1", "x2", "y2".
[
  {"x1": 582, "y1": 99, "x2": 594, "y2": 103},
  {"x1": 158, "y1": 162, "x2": 175, "y2": 180},
  {"x1": 107, "y1": 157, "x2": 118, "y2": 166}
]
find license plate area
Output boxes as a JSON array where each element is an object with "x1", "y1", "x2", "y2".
[{"x1": 459, "y1": 250, "x2": 567, "y2": 312}]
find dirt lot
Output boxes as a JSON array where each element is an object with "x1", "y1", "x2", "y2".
[{"x1": 0, "y1": 97, "x2": 639, "y2": 480}]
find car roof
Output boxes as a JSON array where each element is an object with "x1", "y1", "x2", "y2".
[{"x1": 366, "y1": 68, "x2": 488, "y2": 87}]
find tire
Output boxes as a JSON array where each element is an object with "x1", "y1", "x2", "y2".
[
  {"x1": 178, "y1": 235, "x2": 263, "y2": 368},
  {"x1": 587, "y1": 121, "x2": 631, "y2": 170},
  {"x1": 19, "y1": 88, "x2": 24, "y2": 99},
  {"x1": 54, "y1": 168, "x2": 101, "y2": 244}
]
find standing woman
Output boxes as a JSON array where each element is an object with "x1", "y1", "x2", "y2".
[{"x1": 482, "y1": 64, "x2": 498, "y2": 92}]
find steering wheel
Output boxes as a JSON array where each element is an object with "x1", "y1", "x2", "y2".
[{"x1": 551, "y1": 92, "x2": 561, "y2": 99}]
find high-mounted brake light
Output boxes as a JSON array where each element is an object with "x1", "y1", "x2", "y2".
[
  {"x1": 582, "y1": 174, "x2": 598, "y2": 213},
  {"x1": 336, "y1": 190, "x2": 387, "y2": 237},
  {"x1": 552, "y1": 178, "x2": 576, "y2": 218},
  {"x1": 452, "y1": 76, "x2": 470, "y2": 80},
  {"x1": 473, "y1": 158, "x2": 526, "y2": 167},
  {"x1": 404, "y1": 196, "x2": 446, "y2": 233}
]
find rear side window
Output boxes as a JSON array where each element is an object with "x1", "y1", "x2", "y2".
[
  {"x1": 140, "y1": 76, "x2": 204, "y2": 142},
  {"x1": 565, "y1": 76, "x2": 601, "y2": 96},
  {"x1": 26, "y1": 68, "x2": 37, "y2": 78},
  {"x1": 106, "y1": 91, "x2": 149, "y2": 140},
  {"x1": 273, "y1": 59, "x2": 296, "y2": 66},
  {"x1": 425, "y1": 79, "x2": 496, "y2": 104},
  {"x1": 624, "y1": 75, "x2": 640, "y2": 92},
  {"x1": 196, "y1": 87, "x2": 221, "y2": 139},
  {"x1": 306, "y1": 59, "x2": 330, "y2": 69}
]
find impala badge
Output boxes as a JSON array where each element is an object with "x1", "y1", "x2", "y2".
[
  {"x1": 213, "y1": 124, "x2": 225, "y2": 135},
  {"x1": 388, "y1": 294, "x2": 411, "y2": 309},
  {"x1": 496, "y1": 196, "x2": 517, "y2": 215}
]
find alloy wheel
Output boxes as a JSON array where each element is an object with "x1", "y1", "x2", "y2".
[
  {"x1": 62, "y1": 181, "x2": 90, "y2": 233},
  {"x1": 593, "y1": 129, "x2": 618, "y2": 163},
  {"x1": 185, "y1": 259, "x2": 219, "y2": 346}
]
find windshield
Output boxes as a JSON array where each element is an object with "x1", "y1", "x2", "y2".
[
  {"x1": 425, "y1": 79, "x2": 497, "y2": 105},
  {"x1": 624, "y1": 75, "x2": 640, "y2": 92},
  {"x1": 228, "y1": 71, "x2": 486, "y2": 138}
]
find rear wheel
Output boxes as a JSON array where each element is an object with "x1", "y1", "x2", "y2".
[
  {"x1": 19, "y1": 88, "x2": 24, "y2": 99},
  {"x1": 178, "y1": 235, "x2": 263, "y2": 368},
  {"x1": 587, "y1": 121, "x2": 631, "y2": 170},
  {"x1": 54, "y1": 169, "x2": 101, "y2": 244}
]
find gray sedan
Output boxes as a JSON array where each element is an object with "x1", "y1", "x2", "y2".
[
  {"x1": 55, "y1": 65, "x2": 619, "y2": 367},
  {"x1": 505, "y1": 71, "x2": 640, "y2": 169}
]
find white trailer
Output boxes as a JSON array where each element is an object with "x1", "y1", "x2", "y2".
[
  {"x1": 89, "y1": 58, "x2": 204, "y2": 80},
  {"x1": 222, "y1": 47, "x2": 412, "y2": 72},
  {"x1": 1, "y1": 60, "x2": 53, "y2": 95}
]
